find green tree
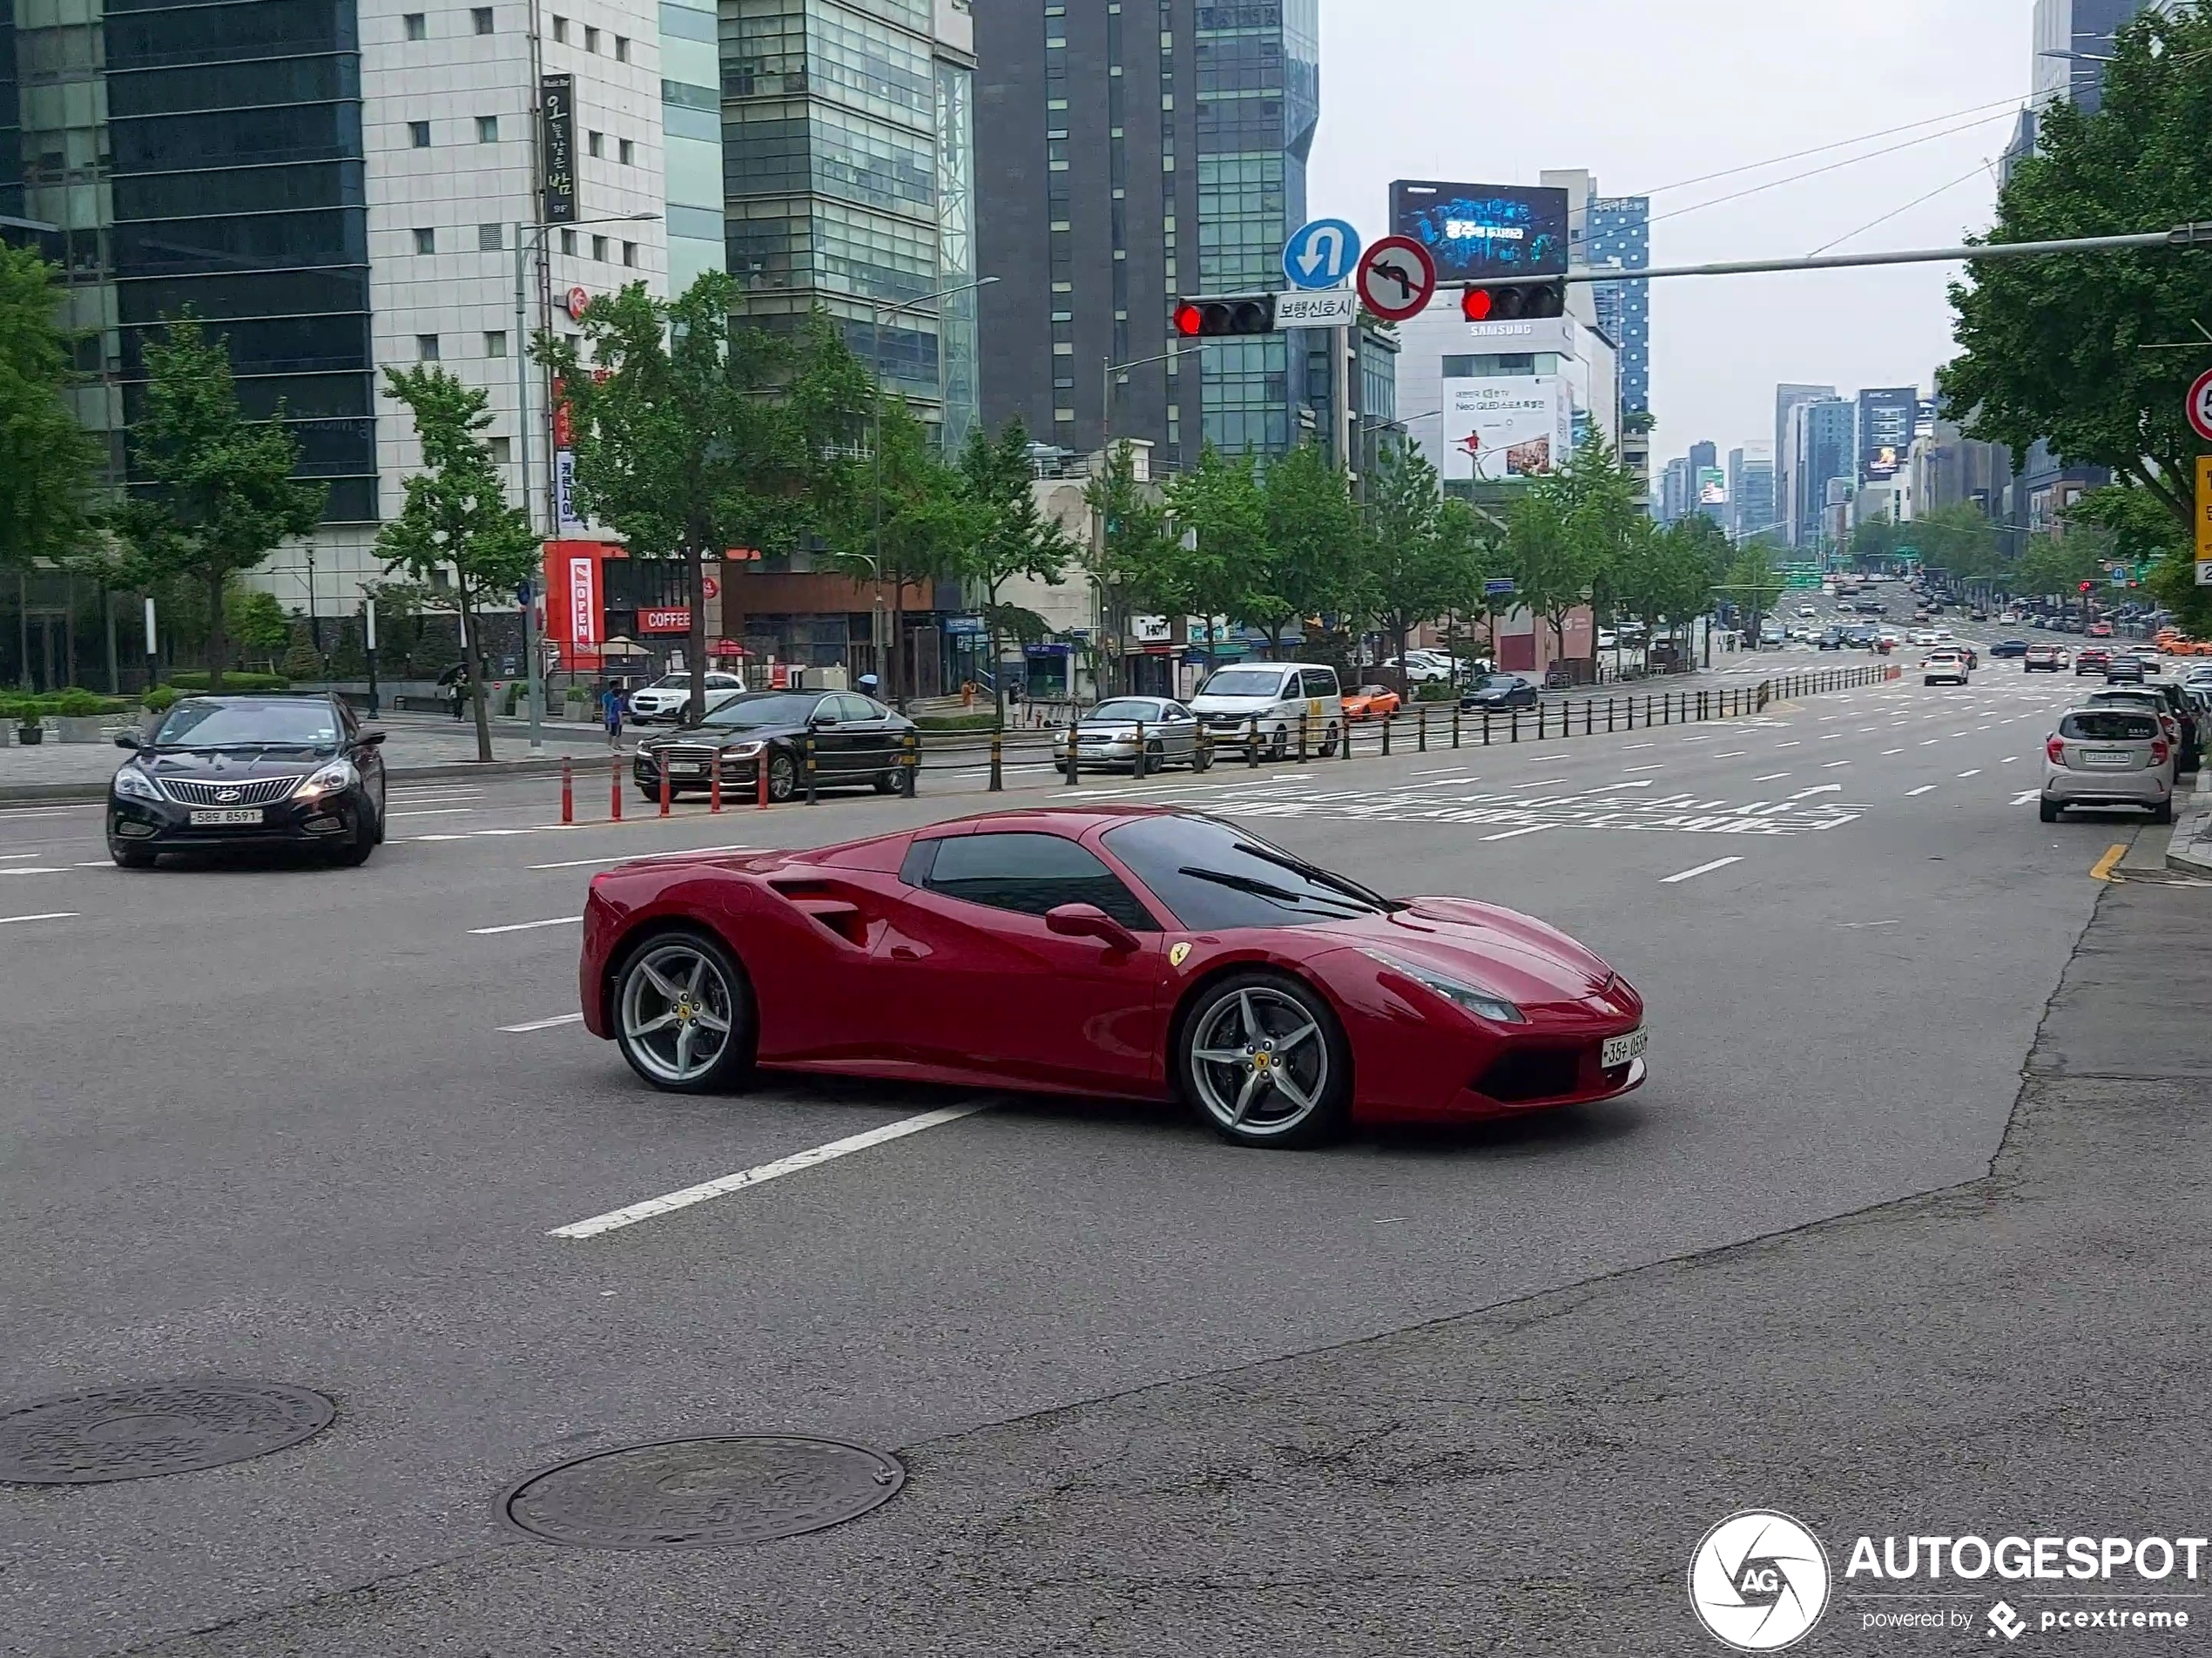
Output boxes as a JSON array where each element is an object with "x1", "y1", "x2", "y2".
[
  {"x1": 1356, "y1": 440, "x2": 1461, "y2": 691},
  {"x1": 1082, "y1": 441, "x2": 1175, "y2": 694},
  {"x1": 280, "y1": 617, "x2": 323, "y2": 683},
  {"x1": 0, "y1": 242, "x2": 103, "y2": 686},
  {"x1": 1942, "y1": 1, "x2": 2212, "y2": 533},
  {"x1": 115, "y1": 313, "x2": 324, "y2": 691},
  {"x1": 957, "y1": 419, "x2": 1073, "y2": 723},
  {"x1": 1252, "y1": 441, "x2": 1358, "y2": 658},
  {"x1": 2015, "y1": 529, "x2": 2108, "y2": 601},
  {"x1": 1513, "y1": 428, "x2": 1644, "y2": 661},
  {"x1": 228, "y1": 587, "x2": 289, "y2": 667},
  {"x1": 376, "y1": 365, "x2": 540, "y2": 761},
  {"x1": 837, "y1": 398, "x2": 984, "y2": 702},
  {"x1": 1162, "y1": 444, "x2": 1269, "y2": 671}
]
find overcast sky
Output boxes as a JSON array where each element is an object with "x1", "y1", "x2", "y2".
[{"x1": 1306, "y1": 0, "x2": 2032, "y2": 463}]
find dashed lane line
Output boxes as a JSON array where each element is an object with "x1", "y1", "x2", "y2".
[
  {"x1": 0, "y1": 911, "x2": 78, "y2": 926},
  {"x1": 1661, "y1": 856, "x2": 1745, "y2": 886},
  {"x1": 500, "y1": 1012, "x2": 585, "y2": 1033},
  {"x1": 1481, "y1": 826, "x2": 1548, "y2": 843},
  {"x1": 1907, "y1": 785, "x2": 1938, "y2": 797},
  {"x1": 469, "y1": 915, "x2": 582, "y2": 936}
]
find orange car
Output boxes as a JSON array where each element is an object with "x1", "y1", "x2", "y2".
[{"x1": 1341, "y1": 684, "x2": 1403, "y2": 721}]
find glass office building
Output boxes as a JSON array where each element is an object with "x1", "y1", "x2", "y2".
[
  {"x1": 1585, "y1": 194, "x2": 1649, "y2": 421},
  {"x1": 719, "y1": 0, "x2": 977, "y2": 444}
]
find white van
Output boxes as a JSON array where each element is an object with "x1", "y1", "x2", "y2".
[{"x1": 1189, "y1": 662, "x2": 1343, "y2": 759}]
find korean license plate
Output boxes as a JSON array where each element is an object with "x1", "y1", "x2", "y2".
[
  {"x1": 1601, "y1": 1028, "x2": 1649, "y2": 1068},
  {"x1": 188, "y1": 807, "x2": 264, "y2": 826},
  {"x1": 669, "y1": 762, "x2": 704, "y2": 776},
  {"x1": 2084, "y1": 751, "x2": 2134, "y2": 768}
]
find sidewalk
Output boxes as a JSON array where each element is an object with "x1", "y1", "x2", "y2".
[
  {"x1": 2168, "y1": 768, "x2": 2212, "y2": 876},
  {"x1": 0, "y1": 716, "x2": 611, "y2": 804}
]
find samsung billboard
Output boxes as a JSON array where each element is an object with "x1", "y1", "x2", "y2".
[
  {"x1": 1391, "y1": 180, "x2": 1572, "y2": 283},
  {"x1": 1440, "y1": 376, "x2": 1574, "y2": 482}
]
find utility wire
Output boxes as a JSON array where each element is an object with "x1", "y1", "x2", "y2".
[
  {"x1": 1647, "y1": 110, "x2": 2017, "y2": 229},
  {"x1": 1637, "y1": 94, "x2": 2032, "y2": 199},
  {"x1": 1805, "y1": 158, "x2": 1996, "y2": 256}
]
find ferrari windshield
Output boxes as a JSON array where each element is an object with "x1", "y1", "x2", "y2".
[
  {"x1": 1104, "y1": 813, "x2": 1391, "y2": 929},
  {"x1": 151, "y1": 698, "x2": 340, "y2": 751},
  {"x1": 697, "y1": 692, "x2": 820, "y2": 729}
]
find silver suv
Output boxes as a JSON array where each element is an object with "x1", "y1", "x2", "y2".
[{"x1": 2040, "y1": 707, "x2": 2175, "y2": 824}]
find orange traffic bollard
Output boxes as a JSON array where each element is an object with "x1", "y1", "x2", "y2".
[
  {"x1": 757, "y1": 751, "x2": 770, "y2": 808},
  {"x1": 561, "y1": 756, "x2": 573, "y2": 825},
  {"x1": 658, "y1": 761, "x2": 671, "y2": 817},
  {"x1": 610, "y1": 752, "x2": 622, "y2": 821},
  {"x1": 710, "y1": 748, "x2": 723, "y2": 813}
]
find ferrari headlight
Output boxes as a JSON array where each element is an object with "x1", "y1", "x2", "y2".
[
  {"x1": 1363, "y1": 948, "x2": 1526, "y2": 1025},
  {"x1": 294, "y1": 759, "x2": 357, "y2": 798},
  {"x1": 112, "y1": 765, "x2": 160, "y2": 802}
]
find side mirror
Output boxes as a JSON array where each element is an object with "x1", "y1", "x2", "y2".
[
  {"x1": 113, "y1": 730, "x2": 145, "y2": 751},
  {"x1": 810, "y1": 713, "x2": 840, "y2": 729},
  {"x1": 1045, "y1": 902, "x2": 1139, "y2": 954},
  {"x1": 356, "y1": 730, "x2": 388, "y2": 748}
]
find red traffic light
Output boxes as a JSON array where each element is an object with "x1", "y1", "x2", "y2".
[
  {"x1": 2079, "y1": 581, "x2": 2094, "y2": 592},
  {"x1": 1461, "y1": 287, "x2": 1493, "y2": 322},
  {"x1": 1174, "y1": 303, "x2": 1204, "y2": 338}
]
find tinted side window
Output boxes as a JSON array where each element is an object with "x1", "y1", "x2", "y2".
[
  {"x1": 2061, "y1": 713, "x2": 2158, "y2": 742},
  {"x1": 926, "y1": 832, "x2": 1156, "y2": 929},
  {"x1": 1301, "y1": 669, "x2": 1337, "y2": 698},
  {"x1": 834, "y1": 695, "x2": 876, "y2": 723}
]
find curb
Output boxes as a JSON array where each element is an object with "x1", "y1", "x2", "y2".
[
  {"x1": 0, "y1": 752, "x2": 581, "y2": 808},
  {"x1": 2168, "y1": 772, "x2": 2212, "y2": 877}
]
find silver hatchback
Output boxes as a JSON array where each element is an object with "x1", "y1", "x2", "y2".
[
  {"x1": 1051, "y1": 697, "x2": 1211, "y2": 772},
  {"x1": 2041, "y1": 707, "x2": 2175, "y2": 823}
]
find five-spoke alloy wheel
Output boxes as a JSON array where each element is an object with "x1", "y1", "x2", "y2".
[
  {"x1": 1177, "y1": 971, "x2": 1350, "y2": 1148},
  {"x1": 613, "y1": 931, "x2": 754, "y2": 1092}
]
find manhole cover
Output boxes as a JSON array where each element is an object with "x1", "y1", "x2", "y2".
[
  {"x1": 0, "y1": 1381, "x2": 334, "y2": 1486},
  {"x1": 502, "y1": 1434, "x2": 905, "y2": 1549}
]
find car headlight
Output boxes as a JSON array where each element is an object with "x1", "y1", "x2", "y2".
[
  {"x1": 112, "y1": 765, "x2": 160, "y2": 802},
  {"x1": 722, "y1": 741, "x2": 765, "y2": 758},
  {"x1": 1362, "y1": 948, "x2": 1526, "y2": 1025},
  {"x1": 294, "y1": 759, "x2": 357, "y2": 799}
]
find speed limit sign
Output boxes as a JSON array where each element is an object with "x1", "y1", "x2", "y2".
[{"x1": 2188, "y1": 367, "x2": 2212, "y2": 442}]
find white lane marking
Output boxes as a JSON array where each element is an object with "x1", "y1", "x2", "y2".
[
  {"x1": 528, "y1": 841, "x2": 757, "y2": 872},
  {"x1": 1837, "y1": 919, "x2": 1900, "y2": 929},
  {"x1": 469, "y1": 915, "x2": 582, "y2": 935},
  {"x1": 71, "y1": 861, "x2": 116, "y2": 868},
  {"x1": 1907, "y1": 785, "x2": 1938, "y2": 797},
  {"x1": 1622, "y1": 764, "x2": 1666, "y2": 773},
  {"x1": 2011, "y1": 790, "x2": 2040, "y2": 805},
  {"x1": 393, "y1": 808, "x2": 475, "y2": 818},
  {"x1": 0, "y1": 851, "x2": 42, "y2": 862},
  {"x1": 1790, "y1": 785, "x2": 1844, "y2": 799},
  {"x1": 0, "y1": 805, "x2": 95, "y2": 820},
  {"x1": 1958, "y1": 769, "x2": 1982, "y2": 778},
  {"x1": 1712, "y1": 751, "x2": 1747, "y2": 758},
  {"x1": 1410, "y1": 765, "x2": 1468, "y2": 775},
  {"x1": 1661, "y1": 856, "x2": 1744, "y2": 885},
  {"x1": 1621, "y1": 743, "x2": 1656, "y2": 751},
  {"x1": 0, "y1": 866, "x2": 65, "y2": 876},
  {"x1": 471, "y1": 828, "x2": 539, "y2": 837},
  {"x1": 549, "y1": 1104, "x2": 989, "y2": 1238},
  {"x1": 0, "y1": 911, "x2": 78, "y2": 926},
  {"x1": 1920, "y1": 739, "x2": 1940, "y2": 746},
  {"x1": 415, "y1": 834, "x2": 472, "y2": 842},
  {"x1": 2001, "y1": 755, "x2": 2020, "y2": 764},
  {"x1": 1480, "y1": 826, "x2": 1548, "y2": 842},
  {"x1": 500, "y1": 1012, "x2": 585, "y2": 1033},
  {"x1": 1821, "y1": 759, "x2": 1851, "y2": 768},
  {"x1": 1880, "y1": 749, "x2": 1904, "y2": 756},
  {"x1": 1754, "y1": 772, "x2": 1791, "y2": 782},
  {"x1": 1774, "y1": 741, "x2": 1801, "y2": 748}
]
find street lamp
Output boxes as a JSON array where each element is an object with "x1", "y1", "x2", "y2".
[
  {"x1": 869, "y1": 274, "x2": 1000, "y2": 704},
  {"x1": 512, "y1": 211, "x2": 659, "y2": 751},
  {"x1": 1102, "y1": 338, "x2": 1233, "y2": 446}
]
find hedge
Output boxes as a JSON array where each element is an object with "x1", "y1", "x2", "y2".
[
  {"x1": 165, "y1": 671, "x2": 291, "y2": 692},
  {"x1": 2, "y1": 690, "x2": 134, "y2": 721}
]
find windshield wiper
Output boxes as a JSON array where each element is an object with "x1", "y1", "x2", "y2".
[
  {"x1": 1176, "y1": 866, "x2": 1367, "y2": 916},
  {"x1": 1227, "y1": 842, "x2": 1397, "y2": 912}
]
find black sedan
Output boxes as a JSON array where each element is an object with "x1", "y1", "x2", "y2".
[
  {"x1": 108, "y1": 693, "x2": 388, "y2": 868},
  {"x1": 1990, "y1": 638, "x2": 2030, "y2": 658},
  {"x1": 1459, "y1": 673, "x2": 1541, "y2": 711},
  {"x1": 633, "y1": 689, "x2": 916, "y2": 804}
]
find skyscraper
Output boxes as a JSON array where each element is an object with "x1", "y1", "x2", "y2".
[
  {"x1": 1783, "y1": 397, "x2": 1855, "y2": 549},
  {"x1": 973, "y1": 0, "x2": 1318, "y2": 462},
  {"x1": 1729, "y1": 442, "x2": 1776, "y2": 543},
  {"x1": 1775, "y1": 383, "x2": 1836, "y2": 487},
  {"x1": 722, "y1": 0, "x2": 979, "y2": 445},
  {"x1": 1585, "y1": 195, "x2": 1649, "y2": 421}
]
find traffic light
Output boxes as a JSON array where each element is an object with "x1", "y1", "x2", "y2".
[
  {"x1": 1173, "y1": 293, "x2": 1277, "y2": 338},
  {"x1": 2079, "y1": 581, "x2": 2094, "y2": 594},
  {"x1": 1460, "y1": 280, "x2": 1567, "y2": 322}
]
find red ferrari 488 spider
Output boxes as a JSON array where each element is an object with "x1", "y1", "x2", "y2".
[{"x1": 578, "y1": 806, "x2": 1646, "y2": 1148}]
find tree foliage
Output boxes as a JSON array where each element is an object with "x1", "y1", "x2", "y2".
[
  {"x1": 1941, "y1": 1, "x2": 2212, "y2": 529},
  {"x1": 0, "y1": 244, "x2": 102, "y2": 617},
  {"x1": 116, "y1": 313, "x2": 325, "y2": 691},
  {"x1": 957, "y1": 419, "x2": 1073, "y2": 718}
]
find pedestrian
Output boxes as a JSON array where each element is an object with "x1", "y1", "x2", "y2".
[
  {"x1": 600, "y1": 679, "x2": 624, "y2": 748},
  {"x1": 448, "y1": 665, "x2": 469, "y2": 719},
  {"x1": 856, "y1": 672, "x2": 880, "y2": 704}
]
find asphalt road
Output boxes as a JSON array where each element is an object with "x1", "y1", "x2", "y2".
[{"x1": 0, "y1": 656, "x2": 2171, "y2": 1655}]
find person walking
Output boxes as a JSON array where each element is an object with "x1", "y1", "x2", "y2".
[
  {"x1": 600, "y1": 679, "x2": 624, "y2": 749},
  {"x1": 448, "y1": 665, "x2": 469, "y2": 719}
]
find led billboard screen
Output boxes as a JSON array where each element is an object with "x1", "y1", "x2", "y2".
[
  {"x1": 1391, "y1": 180, "x2": 1571, "y2": 283},
  {"x1": 1440, "y1": 376, "x2": 1574, "y2": 482},
  {"x1": 1698, "y1": 467, "x2": 1728, "y2": 506}
]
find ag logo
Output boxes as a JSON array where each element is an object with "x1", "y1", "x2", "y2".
[
  {"x1": 1688, "y1": 1511, "x2": 1831, "y2": 1651},
  {"x1": 1169, "y1": 942, "x2": 1192, "y2": 968}
]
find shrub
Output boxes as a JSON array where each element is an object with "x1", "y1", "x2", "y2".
[
  {"x1": 144, "y1": 685, "x2": 181, "y2": 712},
  {"x1": 1414, "y1": 681, "x2": 1457, "y2": 702},
  {"x1": 167, "y1": 671, "x2": 291, "y2": 692}
]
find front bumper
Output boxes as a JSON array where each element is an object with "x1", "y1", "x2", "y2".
[
  {"x1": 108, "y1": 789, "x2": 366, "y2": 851},
  {"x1": 634, "y1": 750, "x2": 765, "y2": 790}
]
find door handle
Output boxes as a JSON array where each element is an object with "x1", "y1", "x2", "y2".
[{"x1": 890, "y1": 945, "x2": 922, "y2": 962}]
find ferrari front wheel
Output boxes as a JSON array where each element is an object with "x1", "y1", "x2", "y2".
[
  {"x1": 613, "y1": 929, "x2": 755, "y2": 1093},
  {"x1": 1177, "y1": 972, "x2": 1350, "y2": 1148}
]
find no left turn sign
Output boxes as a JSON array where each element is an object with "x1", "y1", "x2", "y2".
[{"x1": 1356, "y1": 237, "x2": 1438, "y2": 322}]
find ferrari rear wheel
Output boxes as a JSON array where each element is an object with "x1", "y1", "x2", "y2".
[
  {"x1": 1178, "y1": 972, "x2": 1350, "y2": 1149},
  {"x1": 613, "y1": 929, "x2": 755, "y2": 1093}
]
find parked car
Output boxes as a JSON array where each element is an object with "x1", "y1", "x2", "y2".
[
  {"x1": 633, "y1": 689, "x2": 915, "y2": 804},
  {"x1": 1384, "y1": 653, "x2": 1454, "y2": 684},
  {"x1": 2041, "y1": 706, "x2": 2175, "y2": 823},
  {"x1": 1190, "y1": 662, "x2": 1344, "y2": 759},
  {"x1": 1459, "y1": 673, "x2": 1541, "y2": 711},
  {"x1": 106, "y1": 693, "x2": 388, "y2": 869},
  {"x1": 1991, "y1": 638, "x2": 2031, "y2": 659},
  {"x1": 1340, "y1": 684, "x2": 1404, "y2": 723},
  {"x1": 2088, "y1": 684, "x2": 2202, "y2": 775},
  {"x1": 628, "y1": 671, "x2": 747, "y2": 725},
  {"x1": 577, "y1": 805, "x2": 1649, "y2": 1145},
  {"x1": 1050, "y1": 697, "x2": 1211, "y2": 773}
]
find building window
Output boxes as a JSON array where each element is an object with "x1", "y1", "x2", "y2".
[
  {"x1": 417, "y1": 334, "x2": 441, "y2": 361},
  {"x1": 412, "y1": 226, "x2": 435, "y2": 253},
  {"x1": 408, "y1": 120, "x2": 430, "y2": 147},
  {"x1": 618, "y1": 138, "x2": 634, "y2": 165},
  {"x1": 614, "y1": 35, "x2": 629, "y2": 61},
  {"x1": 476, "y1": 115, "x2": 498, "y2": 143},
  {"x1": 471, "y1": 6, "x2": 493, "y2": 33},
  {"x1": 583, "y1": 24, "x2": 598, "y2": 51},
  {"x1": 587, "y1": 131, "x2": 603, "y2": 158},
  {"x1": 591, "y1": 234, "x2": 608, "y2": 260},
  {"x1": 560, "y1": 229, "x2": 577, "y2": 255},
  {"x1": 403, "y1": 12, "x2": 425, "y2": 38},
  {"x1": 621, "y1": 240, "x2": 637, "y2": 267},
  {"x1": 551, "y1": 15, "x2": 566, "y2": 41},
  {"x1": 489, "y1": 436, "x2": 512, "y2": 464},
  {"x1": 478, "y1": 223, "x2": 504, "y2": 251},
  {"x1": 484, "y1": 330, "x2": 508, "y2": 358}
]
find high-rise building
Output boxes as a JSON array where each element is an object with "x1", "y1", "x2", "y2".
[
  {"x1": 1774, "y1": 383, "x2": 1835, "y2": 488},
  {"x1": 724, "y1": 0, "x2": 978, "y2": 447},
  {"x1": 1856, "y1": 388, "x2": 1918, "y2": 486},
  {"x1": 2004, "y1": 3, "x2": 2158, "y2": 181},
  {"x1": 1585, "y1": 196, "x2": 1649, "y2": 421},
  {"x1": 1782, "y1": 397, "x2": 1856, "y2": 549},
  {"x1": 1660, "y1": 457, "x2": 1692, "y2": 524},
  {"x1": 1729, "y1": 442, "x2": 1776, "y2": 543},
  {"x1": 973, "y1": 0, "x2": 1319, "y2": 464}
]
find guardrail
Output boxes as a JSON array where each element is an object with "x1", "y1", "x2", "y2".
[{"x1": 550, "y1": 664, "x2": 1898, "y2": 822}]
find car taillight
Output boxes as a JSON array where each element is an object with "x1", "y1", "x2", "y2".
[
  {"x1": 2154, "y1": 738, "x2": 2171, "y2": 765},
  {"x1": 2047, "y1": 736, "x2": 2067, "y2": 765}
]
